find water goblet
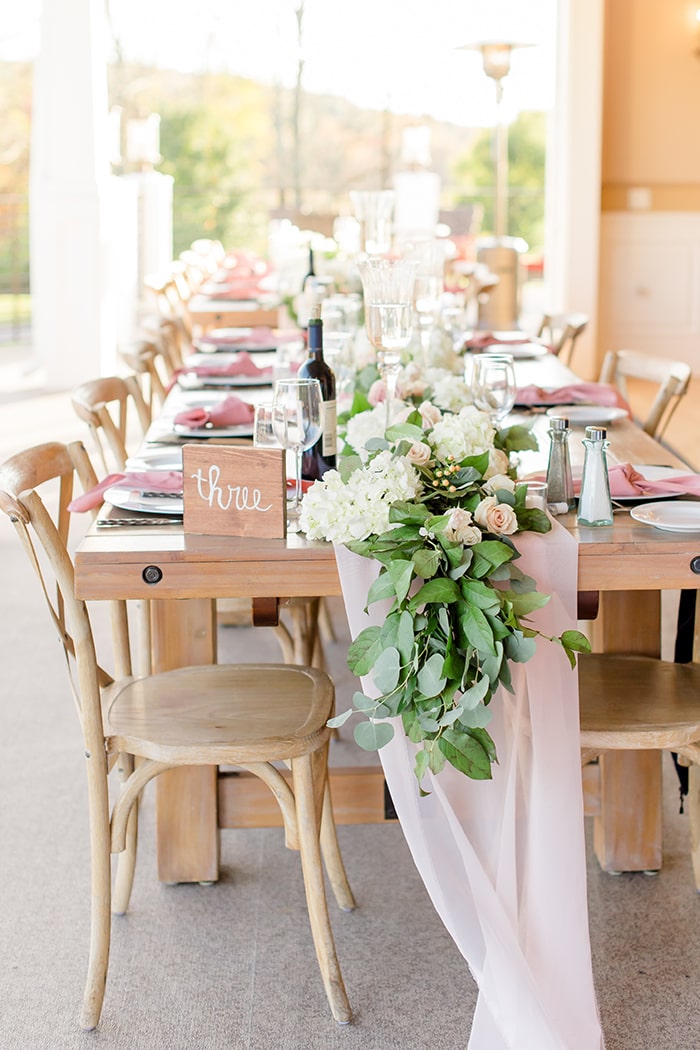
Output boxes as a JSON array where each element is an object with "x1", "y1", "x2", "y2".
[
  {"x1": 356, "y1": 256, "x2": 418, "y2": 428},
  {"x1": 471, "y1": 353, "x2": 517, "y2": 427},
  {"x1": 271, "y1": 378, "x2": 322, "y2": 531}
]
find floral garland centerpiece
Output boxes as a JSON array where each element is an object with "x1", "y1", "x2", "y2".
[{"x1": 299, "y1": 399, "x2": 589, "y2": 787}]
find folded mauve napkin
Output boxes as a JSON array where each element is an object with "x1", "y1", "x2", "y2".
[
  {"x1": 173, "y1": 395, "x2": 255, "y2": 430},
  {"x1": 466, "y1": 333, "x2": 536, "y2": 350},
  {"x1": 197, "y1": 327, "x2": 297, "y2": 349},
  {"x1": 592, "y1": 463, "x2": 700, "y2": 499},
  {"x1": 67, "y1": 470, "x2": 183, "y2": 513},
  {"x1": 168, "y1": 352, "x2": 274, "y2": 391},
  {"x1": 515, "y1": 382, "x2": 630, "y2": 411}
]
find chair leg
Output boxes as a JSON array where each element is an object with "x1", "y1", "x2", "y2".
[
  {"x1": 320, "y1": 784, "x2": 356, "y2": 912},
  {"x1": 292, "y1": 752, "x2": 352, "y2": 1024},
  {"x1": 688, "y1": 764, "x2": 700, "y2": 892},
  {"x1": 111, "y1": 755, "x2": 139, "y2": 916},
  {"x1": 80, "y1": 761, "x2": 113, "y2": 1030}
]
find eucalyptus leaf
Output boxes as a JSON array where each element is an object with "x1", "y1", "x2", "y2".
[
  {"x1": 438, "y1": 704, "x2": 464, "y2": 727},
  {"x1": 364, "y1": 437, "x2": 391, "y2": 452},
  {"x1": 458, "y1": 702, "x2": 494, "y2": 728},
  {"x1": 397, "y1": 610, "x2": 415, "y2": 664},
  {"x1": 461, "y1": 673, "x2": 491, "y2": 710},
  {"x1": 353, "y1": 691, "x2": 391, "y2": 717},
  {"x1": 504, "y1": 630, "x2": 537, "y2": 663},
  {"x1": 387, "y1": 559, "x2": 415, "y2": 604},
  {"x1": 413, "y1": 548, "x2": 441, "y2": 579},
  {"x1": 439, "y1": 728, "x2": 494, "y2": 780},
  {"x1": 354, "y1": 720, "x2": 395, "y2": 751},
  {"x1": 459, "y1": 604, "x2": 496, "y2": 656},
  {"x1": 338, "y1": 455, "x2": 364, "y2": 483},
  {"x1": 417, "y1": 714, "x2": 440, "y2": 732},
  {"x1": 327, "y1": 708, "x2": 353, "y2": 728},
  {"x1": 417, "y1": 652, "x2": 447, "y2": 697},
  {"x1": 409, "y1": 577, "x2": 461, "y2": 610},
  {"x1": 428, "y1": 743, "x2": 446, "y2": 775},
  {"x1": 347, "y1": 626, "x2": 383, "y2": 676},
  {"x1": 366, "y1": 570, "x2": 398, "y2": 608},
  {"x1": 385, "y1": 421, "x2": 425, "y2": 442},
  {"x1": 414, "y1": 748, "x2": 430, "y2": 783},
  {"x1": 372, "y1": 646, "x2": 401, "y2": 694}
]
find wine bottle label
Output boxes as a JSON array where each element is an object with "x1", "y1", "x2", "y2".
[{"x1": 321, "y1": 400, "x2": 337, "y2": 457}]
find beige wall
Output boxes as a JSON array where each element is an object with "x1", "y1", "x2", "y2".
[{"x1": 602, "y1": 0, "x2": 700, "y2": 208}]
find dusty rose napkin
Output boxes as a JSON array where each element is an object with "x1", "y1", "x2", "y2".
[
  {"x1": 594, "y1": 463, "x2": 700, "y2": 499},
  {"x1": 168, "y1": 352, "x2": 273, "y2": 391},
  {"x1": 67, "y1": 470, "x2": 183, "y2": 513},
  {"x1": 466, "y1": 333, "x2": 536, "y2": 350},
  {"x1": 197, "y1": 327, "x2": 297, "y2": 349},
  {"x1": 173, "y1": 395, "x2": 255, "y2": 429},
  {"x1": 515, "y1": 382, "x2": 630, "y2": 411}
]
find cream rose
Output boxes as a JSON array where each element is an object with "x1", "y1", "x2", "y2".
[
  {"x1": 484, "y1": 473, "x2": 515, "y2": 495},
  {"x1": 474, "y1": 496, "x2": 518, "y2": 536},
  {"x1": 484, "y1": 448, "x2": 511, "y2": 479},
  {"x1": 406, "y1": 440, "x2": 432, "y2": 466},
  {"x1": 444, "y1": 507, "x2": 482, "y2": 546},
  {"x1": 417, "y1": 400, "x2": 442, "y2": 428}
]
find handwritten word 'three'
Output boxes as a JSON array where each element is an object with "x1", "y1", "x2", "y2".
[{"x1": 190, "y1": 465, "x2": 272, "y2": 512}]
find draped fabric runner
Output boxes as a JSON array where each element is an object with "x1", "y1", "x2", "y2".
[{"x1": 335, "y1": 524, "x2": 605, "y2": 1049}]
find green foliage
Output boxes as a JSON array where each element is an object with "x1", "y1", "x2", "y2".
[
  {"x1": 453, "y1": 110, "x2": 546, "y2": 251},
  {"x1": 335, "y1": 422, "x2": 590, "y2": 791}
]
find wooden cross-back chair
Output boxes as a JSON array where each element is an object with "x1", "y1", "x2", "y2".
[
  {"x1": 537, "y1": 313, "x2": 589, "y2": 368},
  {"x1": 0, "y1": 439, "x2": 354, "y2": 1033},
  {"x1": 598, "y1": 348, "x2": 691, "y2": 441},
  {"x1": 70, "y1": 374, "x2": 151, "y2": 475},
  {"x1": 143, "y1": 269, "x2": 194, "y2": 348},
  {"x1": 119, "y1": 339, "x2": 170, "y2": 417}
]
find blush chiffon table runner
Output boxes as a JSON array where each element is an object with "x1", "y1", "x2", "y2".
[{"x1": 335, "y1": 522, "x2": 604, "y2": 1049}]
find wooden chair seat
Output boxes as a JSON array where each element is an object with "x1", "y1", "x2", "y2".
[
  {"x1": 579, "y1": 653, "x2": 700, "y2": 888},
  {"x1": 106, "y1": 663, "x2": 331, "y2": 762},
  {"x1": 0, "y1": 441, "x2": 354, "y2": 1032}
]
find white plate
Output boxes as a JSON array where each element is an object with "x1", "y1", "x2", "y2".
[
  {"x1": 172, "y1": 422, "x2": 254, "y2": 438},
  {"x1": 612, "y1": 464, "x2": 697, "y2": 502},
  {"x1": 103, "y1": 486, "x2": 184, "y2": 516},
  {"x1": 546, "y1": 404, "x2": 628, "y2": 426},
  {"x1": 485, "y1": 342, "x2": 549, "y2": 359},
  {"x1": 125, "y1": 448, "x2": 184, "y2": 470},
  {"x1": 630, "y1": 501, "x2": 700, "y2": 532},
  {"x1": 177, "y1": 371, "x2": 273, "y2": 389}
]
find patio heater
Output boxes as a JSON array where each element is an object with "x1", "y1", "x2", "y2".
[{"x1": 460, "y1": 40, "x2": 530, "y2": 330}]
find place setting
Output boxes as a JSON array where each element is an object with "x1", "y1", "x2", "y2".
[
  {"x1": 193, "y1": 326, "x2": 304, "y2": 354},
  {"x1": 174, "y1": 350, "x2": 275, "y2": 390}
]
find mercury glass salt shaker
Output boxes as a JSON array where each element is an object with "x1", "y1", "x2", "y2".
[
  {"x1": 545, "y1": 416, "x2": 575, "y2": 514},
  {"x1": 577, "y1": 425, "x2": 614, "y2": 526}
]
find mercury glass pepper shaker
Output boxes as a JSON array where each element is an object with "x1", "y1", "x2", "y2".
[
  {"x1": 545, "y1": 416, "x2": 575, "y2": 514},
  {"x1": 577, "y1": 425, "x2": 614, "y2": 526}
]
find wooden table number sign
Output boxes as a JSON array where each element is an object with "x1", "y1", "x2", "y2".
[{"x1": 182, "y1": 445, "x2": 287, "y2": 538}]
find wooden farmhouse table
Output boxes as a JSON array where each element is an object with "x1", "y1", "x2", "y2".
[{"x1": 74, "y1": 356, "x2": 700, "y2": 884}]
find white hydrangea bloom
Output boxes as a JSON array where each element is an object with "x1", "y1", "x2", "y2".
[
  {"x1": 299, "y1": 450, "x2": 424, "y2": 543},
  {"x1": 344, "y1": 405, "x2": 390, "y2": 460},
  {"x1": 427, "y1": 406, "x2": 495, "y2": 464}
]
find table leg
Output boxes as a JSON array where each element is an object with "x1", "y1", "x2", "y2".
[
  {"x1": 151, "y1": 598, "x2": 220, "y2": 883},
  {"x1": 589, "y1": 590, "x2": 663, "y2": 873}
]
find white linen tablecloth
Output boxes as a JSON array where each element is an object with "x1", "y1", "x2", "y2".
[{"x1": 335, "y1": 520, "x2": 604, "y2": 1049}]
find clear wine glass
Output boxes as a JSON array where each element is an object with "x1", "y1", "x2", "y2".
[
  {"x1": 356, "y1": 257, "x2": 418, "y2": 427},
  {"x1": 404, "y1": 240, "x2": 445, "y2": 368},
  {"x1": 471, "y1": 353, "x2": 517, "y2": 426},
  {"x1": 272, "y1": 378, "x2": 322, "y2": 531}
]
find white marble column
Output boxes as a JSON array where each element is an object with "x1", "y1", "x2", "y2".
[{"x1": 29, "y1": 0, "x2": 117, "y2": 386}]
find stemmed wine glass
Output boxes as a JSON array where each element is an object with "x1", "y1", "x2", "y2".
[
  {"x1": 272, "y1": 378, "x2": 322, "y2": 531},
  {"x1": 404, "y1": 240, "x2": 445, "y2": 368},
  {"x1": 471, "y1": 353, "x2": 517, "y2": 426},
  {"x1": 356, "y1": 256, "x2": 418, "y2": 427}
]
